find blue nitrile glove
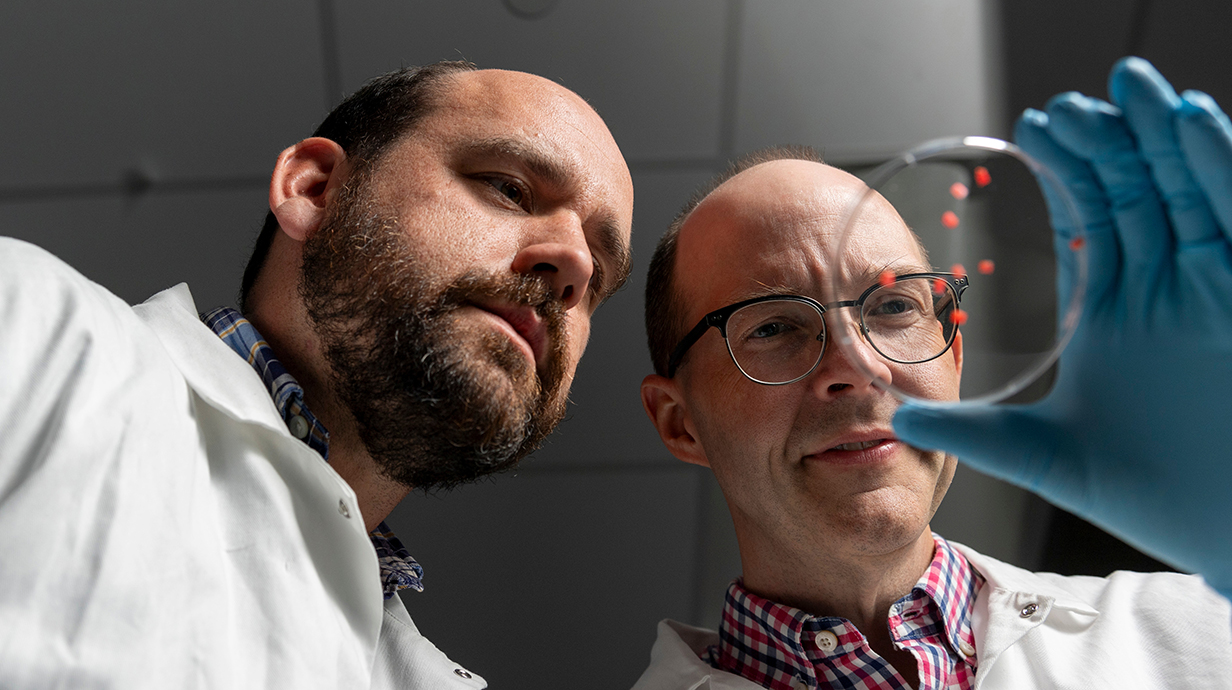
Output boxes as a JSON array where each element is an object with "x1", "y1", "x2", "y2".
[{"x1": 893, "y1": 57, "x2": 1232, "y2": 601}]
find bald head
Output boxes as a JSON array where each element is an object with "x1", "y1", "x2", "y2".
[
  {"x1": 644, "y1": 152, "x2": 924, "y2": 378},
  {"x1": 681, "y1": 159, "x2": 869, "y2": 263}
]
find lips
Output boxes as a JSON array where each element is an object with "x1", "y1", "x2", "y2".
[
  {"x1": 830, "y1": 439, "x2": 884, "y2": 451},
  {"x1": 474, "y1": 302, "x2": 549, "y2": 370},
  {"x1": 802, "y1": 428, "x2": 900, "y2": 466}
]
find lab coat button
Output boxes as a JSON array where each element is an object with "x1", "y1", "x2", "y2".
[
  {"x1": 337, "y1": 500, "x2": 350, "y2": 518},
  {"x1": 454, "y1": 668, "x2": 473, "y2": 679},
  {"x1": 289, "y1": 415, "x2": 310, "y2": 439},
  {"x1": 1020, "y1": 603, "x2": 1039, "y2": 618},
  {"x1": 814, "y1": 630, "x2": 839, "y2": 652}
]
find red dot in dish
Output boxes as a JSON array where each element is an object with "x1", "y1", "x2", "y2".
[
  {"x1": 949, "y1": 309, "x2": 969, "y2": 325},
  {"x1": 974, "y1": 166, "x2": 992, "y2": 187},
  {"x1": 949, "y1": 182, "x2": 969, "y2": 200},
  {"x1": 978, "y1": 259, "x2": 995, "y2": 275},
  {"x1": 1069, "y1": 236, "x2": 1086, "y2": 251},
  {"x1": 950, "y1": 263, "x2": 967, "y2": 279},
  {"x1": 879, "y1": 270, "x2": 896, "y2": 287},
  {"x1": 941, "y1": 211, "x2": 960, "y2": 228}
]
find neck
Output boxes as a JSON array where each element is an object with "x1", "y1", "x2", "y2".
[
  {"x1": 245, "y1": 241, "x2": 410, "y2": 531},
  {"x1": 284, "y1": 361, "x2": 410, "y2": 532}
]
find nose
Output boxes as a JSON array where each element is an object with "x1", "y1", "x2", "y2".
[
  {"x1": 810, "y1": 315, "x2": 893, "y2": 398},
  {"x1": 510, "y1": 214, "x2": 594, "y2": 311}
]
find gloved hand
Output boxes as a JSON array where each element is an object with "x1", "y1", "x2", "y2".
[{"x1": 893, "y1": 57, "x2": 1232, "y2": 600}]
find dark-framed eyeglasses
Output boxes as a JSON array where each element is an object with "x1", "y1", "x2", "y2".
[{"x1": 666, "y1": 272, "x2": 969, "y2": 385}]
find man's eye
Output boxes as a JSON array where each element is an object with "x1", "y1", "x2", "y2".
[
  {"x1": 487, "y1": 177, "x2": 527, "y2": 208},
  {"x1": 869, "y1": 299, "x2": 910, "y2": 316},
  {"x1": 751, "y1": 322, "x2": 793, "y2": 338}
]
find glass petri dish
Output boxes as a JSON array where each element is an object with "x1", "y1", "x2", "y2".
[{"x1": 830, "y1": 136, "x2": 1086, "y2": 405}]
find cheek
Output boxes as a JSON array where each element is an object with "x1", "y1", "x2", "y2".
[
  {"x1": 563, "y1": 313, "x2": 591, "y2": 368},
  {"x1": 894, "y1": 359, "x2": 961, "y2": 401},
  {"x1": 389, "y1": 179, "x2": 503, "y2": 255},
  {"x1": 688, "y1": 368, "x2": 799, "y2": 460},
  {"x1": 929, "y1": 453, "x2": 958, "y2": 511}
]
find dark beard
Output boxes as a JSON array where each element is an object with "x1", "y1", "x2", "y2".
[{"x1": 298, "y1": 178, "x2": 570, "y2": 492}]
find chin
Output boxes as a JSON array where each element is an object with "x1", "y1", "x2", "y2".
[{"x1": 831, "y1": 489, "x2": 936, "y2": 557}]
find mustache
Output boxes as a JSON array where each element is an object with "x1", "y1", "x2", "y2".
[
  {"x1": 430, "y1": 272, "x2": 570, "y2": 378},
  {"x1": 435, "y1": 271, "x2": 565, "y2": 325}
]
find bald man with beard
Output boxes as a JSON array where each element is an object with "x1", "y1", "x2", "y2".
[{"x1": 0, "y1": 61, "x2": 633, "y2": 689}]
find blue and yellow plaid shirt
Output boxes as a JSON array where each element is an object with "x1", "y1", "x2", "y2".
[{"x1": 202, "y1": 307, "x2": 424, "y2": 600}]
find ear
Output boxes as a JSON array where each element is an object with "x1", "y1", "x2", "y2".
[
  {"x1": 641, "y1": 374, "x2": 710, "y2": 468},
  {"x1": 269, "y1": 137, "x2": 348, "y2": 242},
  {"x1": 950, "y1": 329, "x2": 964, "y2": 381}
]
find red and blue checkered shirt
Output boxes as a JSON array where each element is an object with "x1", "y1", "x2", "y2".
[
  {"x1": 708, "y1": 534, "x2": 983, "y2": 690},
  {"x1": 202, "y1": 307, "x2": 424, "y2": 600}
]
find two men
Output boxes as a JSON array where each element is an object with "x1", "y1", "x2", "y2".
[
  {"x1": 4, "y1": 48, "x2": 1231, "y2": 689},
  {"x1": 633, "y1": 59, "x2": 1232, "y2": 688},
  {"x1": 0, "y1": 63, "x2": 632, "y2": 688}
]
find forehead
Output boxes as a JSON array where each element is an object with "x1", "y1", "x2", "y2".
[
  {"x1": 406, "y1": 69, "x2": 633, "y2": 227},
  {"x1": 675, "y1": 161, "x2": 925, "y2": 320}
]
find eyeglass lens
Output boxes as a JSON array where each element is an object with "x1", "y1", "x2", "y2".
[{"x1": 724, "y1": 278, "x2": 958, "y2": 384}]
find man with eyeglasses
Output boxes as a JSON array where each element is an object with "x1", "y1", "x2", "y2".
[{"x1": 632, "y1": 58, "x2": 1232, "y2": 690}]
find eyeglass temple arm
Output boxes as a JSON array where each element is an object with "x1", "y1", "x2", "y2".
[{"x1": 666, "y1": 313, "x2": 723, "y2": 378}]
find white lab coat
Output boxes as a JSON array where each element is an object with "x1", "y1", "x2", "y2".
[
  {"x1": 630, "y1": 544, "x2": 1232, "y2": 689},
  {"x1": 0, "y1": 238, "x2": 485, "y2": 689}
]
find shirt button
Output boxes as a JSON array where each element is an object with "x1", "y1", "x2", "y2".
[
  {"x1": 1020, "y1": 603, "x2": 1039, "y2": 618},
  {"x1": 791, "y1": 677, "x2": 808, "y2": 690},
  {"x1": 959, "y1": 640, "x2": 976, "y2": 657},
  {"x1": 814, "y1": 630, "x2": 839, "y2": 652},
  {"x1": 289, "y1": 415, "x2": 310, "y2": 439},
  {"x1": 337, "y1": 499, "x2": 351, "y2": 519},
  {"x1": 454, "y1": 668, "x2": 473, "y2": 679}
]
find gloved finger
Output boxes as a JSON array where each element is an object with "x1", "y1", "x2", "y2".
[
  {"x1": 1016, "y1": 109, "x2": 1120, "y2": 312},
  {"x1": 892, "y1": 402, "x2": 1087, "y2": 512},
  {"x1": 1177, "y1": 90, "x2": 1232, "y2": 245},
  {"x1": 1045, "y1": 93, "x2": 1171, "y2": 318},
  {"x1": 1109, "y1": 57, "x2": 1223, "y2": 246}
]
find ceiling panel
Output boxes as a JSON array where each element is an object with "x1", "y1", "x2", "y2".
[
  {"x1": 735, "y1": 0, "x2": 1001, "y2": 163},
  {"x1": 0, "y1": 1, "x2": 328, "y2": 190},
  {"x1": 335, "y1": 0, "x2": 727, "y2": 163},
  {"x1": 0, "y1": 185, "x2": 268, "y2": 310}
]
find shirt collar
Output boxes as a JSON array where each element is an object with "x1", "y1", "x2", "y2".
[
  {"x1": 710, "y1": 533, "x2": 983, "y2": 689},
  {"x1": 908, "y1": 534, "x2": 982, "y2": 659},
  {"x1": 201, "y1": 307, "x2": 424, "y2": 599}
]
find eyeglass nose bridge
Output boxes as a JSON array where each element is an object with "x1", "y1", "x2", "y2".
[
  {"x1": 816, "y1": 298, "x2": 874, "y2": 346},
  {"x1": 666, "y1": 273, "x2": 967, "y2": 381}
]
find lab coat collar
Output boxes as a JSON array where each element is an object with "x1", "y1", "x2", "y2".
[
  {"x1": 647, "y1": 620, "x2": 754, "y2": 690},
  {"x1": 952, "y1": 542, "x2": 1100, "y2": 615},
  {"x1": 951, "y1": 541, "x2": 1100, "y2": 685},
  {"x1": 132, "y1": 283, "x2": 292, "y2": 437}
]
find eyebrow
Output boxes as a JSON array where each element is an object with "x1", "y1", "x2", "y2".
[
  {"x1": 458, "y1": 137, "x2": 574, "y2": 191},
  {"x1": 458, "y1": 137, "x2": 633, "y2": 302},
  {"x1": 852, "y1": 258, "x2": 931, "y2": 286},
  {"x1": 728, "y1": 257, "x2": 932, "y2": 304}
]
